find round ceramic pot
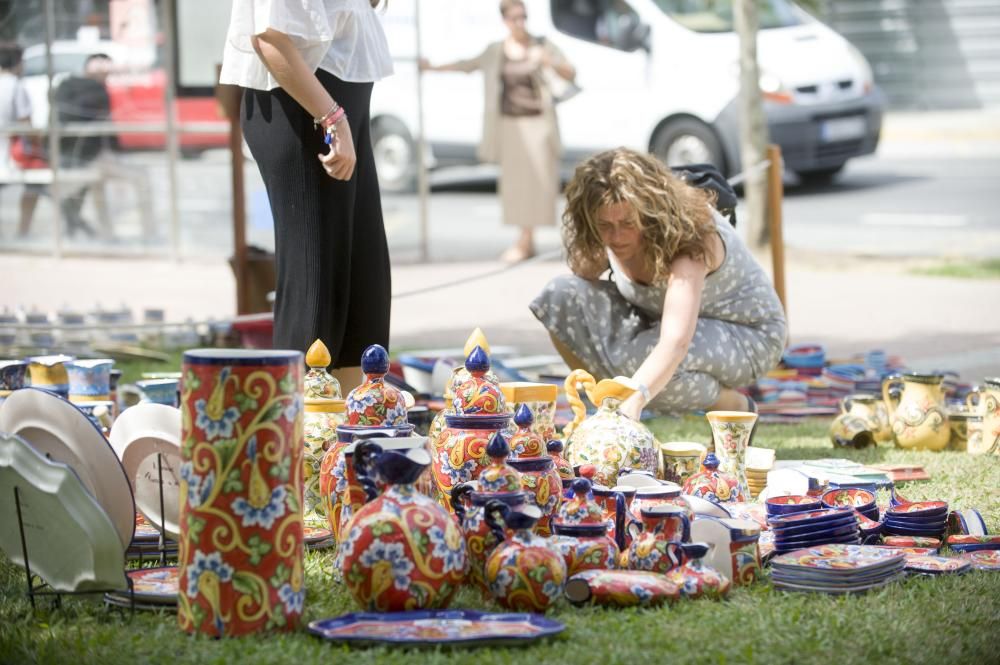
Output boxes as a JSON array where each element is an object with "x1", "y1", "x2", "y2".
[
  {"x1": 302, "y1": 398, "x2": 345, "y2": 528},
  {"x1": 840, "y1": 394, "x2": 893, "y2": 444},
  {"x1": 624, "y1": 505, "x2": 690, "y2": 574},
  {"x1": 666, "y1": 542, "x2": 730, "y2": 599},
  {"x1": 659, "y1": 441, "x2": 707, "y2": 486},
  {"x1": 484, "y1": 505, "x2": 566, "y2": 612},
  {"x1": 65, "y1": 359, "x2": 114, "y2": 403},
  {"x1": 177, "y1": 349, "x2": 304, "y2": 637},
  {"x1": 431, "y1": 413, "x2": 511, "y2": 513},
  {"x1": 339, "y1": 440, "x2": 467, "y2": 611},
  {"x1": 508, "y1": 455, "x2": 562, "y2": 537},
  {"x1": 883, "y1": 373, "x2": 950, "y2": 451},
  {"x1": 829, "y1": 412, "x2": 877, "y2": 449},
  {"x1": 452, "y1": 484, "x2": 530, "y2": 592}
]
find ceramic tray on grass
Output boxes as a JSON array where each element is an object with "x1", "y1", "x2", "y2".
[
  {"x1": 0, "y1": 433, "x2": 127, "y2": 592},
  {"x1": 308, "y1": 611, "x2": 565, "y2": 647}
]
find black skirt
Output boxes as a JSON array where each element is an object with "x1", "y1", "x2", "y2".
[{"x1": 242, "y1": 70, "x2": 390, "y2": 367}]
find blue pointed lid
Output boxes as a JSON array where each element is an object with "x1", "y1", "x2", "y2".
[
  {"x1": 546, "y1": 439, "x2": 564, "y2": 454},
  {"x1": 360, "y1": 344, "x2": 389, "y2": 375},
  {"x1": 571, "y1": 477, "x2": 592, "y2": 497},
  {"x1": 702, "y1": 452, "x2": 720, "y2": 470},
  {"x1": 513, "y1": 403, "x2": 534, "y2": 428},
  {"x1": 464, "y1": 345, "x2": 490, "y2": 374},
  {"x1": 486, "y1": 431, "x2": 511, "y2": 460}
]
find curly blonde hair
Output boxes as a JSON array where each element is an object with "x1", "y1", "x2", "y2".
[{"x1": 562, "y1": 148, "x2": 718, "y2": 282}]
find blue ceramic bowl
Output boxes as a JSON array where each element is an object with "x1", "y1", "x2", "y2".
[
  {"x1": 883, "y1": 524, "x2": 947, "y2": 538},
  {"x1": 765, "y1": 495, "x2": 822, "y2": 517},
  {"x1": 884, "y1": 514, "x2": 949, "y2": 528},
  {"x1": 774, "y1": 534, "x2": 861, "y2": 552}
]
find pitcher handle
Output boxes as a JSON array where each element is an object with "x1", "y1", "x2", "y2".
[
  {"x1": 353, "y1": 440, "x2": 383, "y2": 503},
  {"x1": 483, "y1": 499, "x2": 509, "y2": 545},
  {"x1": 881, "y1": 374, "x2": 904, "y2": 416},
  {"x1": 613, "y1": 491, "x2": 628, "y2": 552},
  {"x1": 562, "y1": 369, "x2": 595, "y2": 442},
  {"x1": 451, "y1": 482, "x2": 473, "y2": 524},
  {"x1": 680, "y1": 513, "x2": 691, "y2": 544}
]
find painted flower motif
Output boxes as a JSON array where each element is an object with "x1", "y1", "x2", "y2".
[
  {"x1": 277, "y1": 582, "x2": 305, "y2": 614},
  {"x1": 389, "y1": 485, "x2": 423, "y2": 506},
  {"x1": 338, "y1": 524, "x2": 363, "y2": 559},
  {"x1": 180, "y1": 461, "x2": 214, "y2": 508},
  {"x1": 437, "y1": 449, "x2": 478, "y2": 485},
  {"x1": 332, "y1": 455, "x2": 348, "y2": 494},
  {"x1": 490, "y1": 566, "x2": 514, "y2": 595},
  {"x1": 541, "y1": 579, "x2": 561, "y2": 601},
  {"x1": 194, "y1": 398, "x2": 241, "y2": 440},
  {"x1": 631, "y1": 584, "x2": 653, "y2": 603},
  {"x1": 428, "y1": 524, "x2": 466, "y2": 574},
  {"x1": 682, "y1": 576, "x2": 700, "y2": 596},
  {"x1": 359, "y1": 540, "x2": 414, "y2": 590},
  {"x1": 631, "y1": 545, "x2": 663, "y2": 571},
  {"x1": 383, "y1": 399, "x2": 408, "y2": 426},
  {"x1": 348, "y1": 387, "x2": 379, "y2": 412},
  {"x1": 185, "y1": 549, "x2": 233, "y2": 597},
  {"x1": 283, "y1": 393, "x2": 303, "y2": 423},
  {"x1": 231, "y1": 485, "x2": 288, "y2": 529}
]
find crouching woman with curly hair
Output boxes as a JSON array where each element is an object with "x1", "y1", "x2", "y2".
[{"x1": 530, "y1": 148, "x2": 787, "y2": 419}]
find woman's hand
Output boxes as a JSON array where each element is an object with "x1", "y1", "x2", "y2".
[{"x1": 318, "y1": 117, "x2": 356, "y2": 180}]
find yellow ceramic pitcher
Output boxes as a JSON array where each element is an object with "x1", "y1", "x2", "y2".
[{"x1": 882, "y1": 373, "x2": 950, "y2": 451}]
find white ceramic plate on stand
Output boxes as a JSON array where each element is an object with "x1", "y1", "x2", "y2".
[
  {"x1": 0, "y1": 388, "x2": 135, "y2": 548},
  {"x1": 0, "y1": 433, "x2": 128, "y2": 592},
  {"x1": 109, "y1": 403, "x2": 182, "y2": 540}
]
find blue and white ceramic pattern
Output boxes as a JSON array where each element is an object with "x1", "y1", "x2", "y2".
[{"x1": 66, "y1": 359, "x2": 114, "y2": 402}]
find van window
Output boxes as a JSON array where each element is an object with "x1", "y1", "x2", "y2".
[
  {"x1": 22, "y1": 53, "x2": 90, "y2": 77},
  {"x1": 652, "y1": 0, "x2": 802, "y2": 33},
  {"x1": 551, "y1": 0, "x2": 642, "y2": 51}
]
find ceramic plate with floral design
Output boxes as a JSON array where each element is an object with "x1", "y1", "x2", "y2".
[
  {"x1": 960, "y1": 550, "x2": 1000, "y2": 571},
  {"x1": 870, "y1": 545, "x2": 939, "y2": 558},
  {"x1": 771, "y1": 544, "x2": 905, "y2": 573},
  {"x1": 308, "y1": 611, "x2": 564, "y2": 647},
  {"x1": 904, "y1": 555, "x2": 971, "y2": 575}
]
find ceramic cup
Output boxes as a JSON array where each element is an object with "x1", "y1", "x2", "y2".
[
  {"x1": 66, "y1": 359, "x2": 114, "y2": 403},
  {"x1": 26, "y1": 354, "x2": 75, "y2": 396},
  {"x1": 177, "y1": 349, "x2": 304, "y2": 637}
]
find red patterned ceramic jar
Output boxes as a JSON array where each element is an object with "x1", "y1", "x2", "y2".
[
  {"x1": 452, "y1": 346, "x2": 506, "y2": 415},
  {"x1": 432, "y1": 413, "x2": 511, "y2": 513},
  {"x1": 178, "y1": 349, "x2": 304, "y2": 637},
  {"x1": 339, "y1": 440, "x2": 467, "y2": 611},
  {"x1": 508, "y1": 408, "x2": 562, "y2": 537},
  {"x1": 667, "y1": 542, "x2": 731, "y2": 599},
  {"x1": 629, "y1": 484, "x2": 693, "y2": 525},
  {"x1": 484, "y1": 504, "x2": 567, "y2": 612},
  {"x1": 552, "y1": 478, "x2": 620, "y2": 575},
  {"x1": 508, "y1": 404, "x2": 546, "y2": 457},
  {"x1": 682, "y1": 453, "x2": 740, "y2": 503},
  {"x1": 546, "y1": 439, "x2": 575, "y2": 491},
  {"x1": 345, "y1": 345, "x2": 408, "y2": 427}
]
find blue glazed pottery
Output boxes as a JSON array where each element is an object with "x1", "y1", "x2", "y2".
[{"x1": 66, "y1": 359, "x2": 114, "y2": 403}]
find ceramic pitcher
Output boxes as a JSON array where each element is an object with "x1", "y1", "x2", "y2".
[
  {"x1": 829, "y1": 394, "x2": 888, "y2": 448},
  {"x1": 882, "y1": 373, "x2": 950, "y2": 451},
  {"x1": 666, "y1": 542, "x2": 731, "y2": 600},
  {"x1": 26, "y1": 354, "x2": 75, "y2": 396},
  {"x1": 177, "y1": 349, "x2": 304, "y2": 637},
  {"x1": 339, "y1": 439, "x2": 467, "y2": 611},
  {"x1": 563, "y1": 370, "x2": 658, "y2": 487},
  {"x1": 705, "y1": 411, "x2": 757, "y2": 502},
  {"x1": 483, "y1": 503, "x2": 567, "y2": 612},
  {"x1": 966, "y1": 378, "x2": 1000, "y2": 455},
  {"x1": 623, "y1": 505, "x2": 690, "y2": 574}
]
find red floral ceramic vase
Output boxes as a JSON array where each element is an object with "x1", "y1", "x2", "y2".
[
  {"x1": 682, "y1": 452, "x2": 741, "y2": 503},
  {"x1": 177, "y1": 349, "x2": 304, "y2": 637},
  {"x1": 345, "y1": 345, "x2": 408, "y2": 427},
  {"x1": 667, "y1": 542, "x2": 731, "y2": 599},
  {"x1": 552, "y1": 478, "x2": 620, "y2": 575},
  {"x1": 624, "y1": 505, "x2": 690, "y2": 574},
  {"x1": 339, "y1": 440, "x2": 467, "y2": 611},
  {"x1": 431, "y1": 412, "x2": 511, "y2": 513},
  {"x1": 484, "y1": 504, "x2": 567, "y2": 612}
]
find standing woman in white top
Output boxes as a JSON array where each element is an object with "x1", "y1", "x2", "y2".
[{"x1": 221, "y1": 0, "x2": 393, "y2": 388}]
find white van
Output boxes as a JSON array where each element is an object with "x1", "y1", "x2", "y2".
[{"x1": 371, "y1": 0, "x2": 885, "y2": 190}]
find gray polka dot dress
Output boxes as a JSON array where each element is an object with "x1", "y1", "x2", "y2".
[{"x1": 530, "y1": 211, "x2": 787, "y2": 414}]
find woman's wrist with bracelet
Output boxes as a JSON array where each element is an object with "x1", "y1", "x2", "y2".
[{"x1": 316, "y1": 105, "x2": 348, "y2": 143}]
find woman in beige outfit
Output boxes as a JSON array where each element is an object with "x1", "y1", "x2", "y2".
[{"x1": 421, "y1": 0, "x2": 576, "y2": 263}]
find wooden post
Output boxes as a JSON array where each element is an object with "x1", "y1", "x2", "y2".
[
  {"x1": 766, "y1": 143, "x2": 787, "y2": 322},
  {"x1": 215, "y1": 68, "x2": 250, "y2": 315}
]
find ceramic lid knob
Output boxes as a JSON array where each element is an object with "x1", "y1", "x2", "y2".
[
  {"x1": 361, "y1": 344, "x2": 390, "y2": 376},
  {"x1": 464, "y1": 345, "x2": 490, "y2": 375},
  {"x1": 571, "y1": 477, "x2": 591, "y2": 497},
  {"x1": 702, "y1": 452, "x2": 720, "y2": 470},
  {"x1": 514, "y1": 403, "x2": 534, "y2": 428},
  {"x1": 479, "y1": 431, "x2": 524, "y2": 494},
  {"x1": 487, "y1": 431, "x2": 511, "y2": 460},
  {"x1": 546, "y1": 439, "x2": 564, "y2": 454},
  {"x1": 306, "y1": 338, "x2": 332, "y2": 369},
  {"x1": 304, "y1": 338, "x2": 342, "y2": 400}
]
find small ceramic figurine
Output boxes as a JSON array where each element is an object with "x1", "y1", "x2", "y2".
[
  {"x1": 339, "y1": 440, "x2": 467, "y2": 612},
  {"x1": 552, "y1": 478, "x2": 620, "y2": 575},
  {"x1": 484, "y1": 504, "x2": 567, "y2": 612},
  {"x1": 346, "y1": 345, "x2": 408, "y2": 427},
  {"x1": 682, "y1": 452, "x2": 740, "y2": 503}
]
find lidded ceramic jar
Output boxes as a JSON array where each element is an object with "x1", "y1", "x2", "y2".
[
  {"x1": 339, "y1": 439, "x2": 467, "y2": 611},
  {"x1": 501, "y1": 381, "x2": 558, "y2": 442},
  {"x1": 629, "y1": 483, "x2": 693, "y2": 525},
  {"x1": 484, "y1": 504, "x2": 567, "y2": 612},
  {"x1": 346, "y1": 344, "x2": 408, "y2": 427},
  {"x1": 507, "y1": 405, "x2": 562, "y2": 536},
  {"x1": 546, "y1": 439, "x2": 575, "y2": 491},
  {"x1": 430, "y1": 347, "x2": 511, "y2": 512},
  {"x1": 682, "y1": 452, "x2": 740, "y2": 503},
  {"x1": 451, "y1": 432, "x2": 530, "y2": 591},
  {"x1": 302, "y1": 340, "x2": 346, "y2": 528},
  {"x1": 552, "y1": 478, "x2": 620, "y2": 575},
  {"x1": 563, "y1": 370, "x2": 659, "y2": 487},
  {"x1": 666, "y1": 542, "x2": 731, "y2": 600}
]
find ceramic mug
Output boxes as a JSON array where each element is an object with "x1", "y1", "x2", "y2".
[
  {"x1": 26, "y1": 354, "x2": 75, "y2": 396},
  {"x1": 66, "y1": 359, "x2": 114, "y2": 403},
  {"x1": 177, "y1": 349, "x2": 304, "y2": 637}
]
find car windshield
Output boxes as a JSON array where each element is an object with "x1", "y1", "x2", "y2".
[
  {"x1": 652, "y1": 0, "x2": 802, "y2": 33},
  {"x1": 22, "y1": 53, "x2": 90, "y2": 77}
]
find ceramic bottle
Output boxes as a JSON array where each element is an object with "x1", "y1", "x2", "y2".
[{"x1": 302, "y1": 339, "x2": 346, "y2": 528}]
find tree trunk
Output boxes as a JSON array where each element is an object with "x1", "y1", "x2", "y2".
[{"x1": 734, "y1": 0, "x2": 769, "y2": 249}]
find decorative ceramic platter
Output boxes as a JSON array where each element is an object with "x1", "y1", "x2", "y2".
[
  {"x1": 821, "y1": 488, "x2": 875, "y2": 509},
  {"x1": 884, "y1": 536, "x2": 941, "y2": 548},
  {"x1": 0, "y1": 388, "x2": 135, "y2": 547},
  {"x1": 771, "y1": 544, "x2": 905, "y2": 573},
  {"x1": 871, "y1": 546, "x2": 939, "y2": 557},
  {"x1": 126, "y1": 566, "x2": 178, "y2": 603},
  {"x1": 109, "y1": 403, "x2": 182, "y2": 539},
  {"x1": 904, "y1": 555, "x2": 971, "y2": 575},
  {"x1": 773, "y1": 572, "x2": 904, "y2": 595},
  {"x1": 0, "y1": 433, "x2": 127, "y2": 592},
  {"x1": 960, "y1": 550, "x2": 1000, "y2": 571},
  {"x1": 308, "y1": 611, "x2": 565, "y2": 647}
]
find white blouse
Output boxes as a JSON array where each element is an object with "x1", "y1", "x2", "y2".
[{"x1": 220, "y1": 0, "x2": 393, "y2": 91}]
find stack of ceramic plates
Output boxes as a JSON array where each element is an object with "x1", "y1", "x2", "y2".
[
  {"x1": 883, "y1": 501, "x2": 949, "y2": 538},
  {"x1": 768, "y1": 508, "x2": 861, "y2": 554},
  {"x1": 746, "y1": 468, "x2": 768, "y2": 498},
  {"x1": 770, "y1": 544, "x2": 906, "y2": 594},
  {"x1": 105, "y1": 566, "x2": 179, "y2": 611}
]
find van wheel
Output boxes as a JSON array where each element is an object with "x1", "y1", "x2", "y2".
[
  {"x1": 795, "y1": 164, "x2": 845, "y2": 186},
  {"x1": 651, "y1": 118, "x2": 725, "y2": 172},
  {"x1": 372, "y1": 116, "x2": 417, "y2": 193}
]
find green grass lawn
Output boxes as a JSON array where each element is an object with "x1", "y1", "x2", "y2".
[
  {"x1": 2, "y1": 417, "x2": 998, "y2": 665},
  {"x1": 911, "y1": 258, "x2": 1000, "y2": 279}
]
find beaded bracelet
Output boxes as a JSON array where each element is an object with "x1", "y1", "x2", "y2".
[
  {"x1": 313, "y1": 102, "x2": 340, "y2": 129},
  {"x1": 320, "y1": 108, "x2": 347, "y2": 145}
]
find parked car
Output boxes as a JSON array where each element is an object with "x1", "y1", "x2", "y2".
[
  {"x1": 21, "y1": 39, "x2": 227, "y2": 155},
  {"x1": 371, "y1": 0, "x2": 885, "y2": 190}
]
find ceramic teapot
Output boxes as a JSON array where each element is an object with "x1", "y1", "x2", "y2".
[
  {"x1": 882, "y1": 373, "x2": 950, "y2": 451},
  {"x1": 551, "y1": 478, "x2": 620, "y2": 575},
  {"x1": 666, "y1": 542, "x2": 731, "y2": 600},
  {"x1": 562, "y1": 369, "x2": 658, "y2": 487},
  {"x1": 483, "y1": 503, "x2": 567, "y2": 612},
  {"x1": 339, "y1": 439, "x2": 467, "y2": 611},
  {"x1": 623, "y1": 505, "x2": 690, "y2": 574}
]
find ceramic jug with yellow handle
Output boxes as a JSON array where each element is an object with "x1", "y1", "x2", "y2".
[
  {"x1": 563, "y1": 370, "x2": 659, "y2": 486},
  {"x1": 882, "y1": 373, "x2": 950, "y2": 451}
]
